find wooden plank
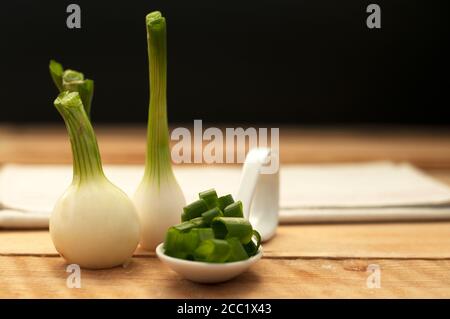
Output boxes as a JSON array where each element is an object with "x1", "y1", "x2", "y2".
[
  {"x1": 3, "y1": 222, "x2": 450, "y2": 258},
  {"x1": 1, "y1": 125, "x2": 450, "y2": 168},
  {"x1": 0, "y1": 256, "x2": 449, "y2": 298}
]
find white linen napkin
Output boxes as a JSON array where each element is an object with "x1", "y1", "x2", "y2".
[{"x1": 1, "y1": 162, "x2": 450, "y2": 228}]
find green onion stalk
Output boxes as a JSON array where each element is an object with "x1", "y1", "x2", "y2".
[
  {"x1": 133, "y1": 11, "x2": 186, "y2": 250},
  {"x1": 49, "y1": 60, "x2": 94, "y2": 118},
  {"x1": 49, "y1": 91, "x2": 140, "y2": 269}
]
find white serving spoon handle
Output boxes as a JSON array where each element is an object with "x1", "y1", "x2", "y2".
[{"x1": 235, "y1": 148, "x2": 279, "y2": 241}]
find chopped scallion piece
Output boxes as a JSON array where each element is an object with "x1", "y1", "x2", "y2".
[
  {"x1": 243, "y1": 240, "x2": 257, "y2": 256},
  {"x1": 191, "y1": 228, "x2": 215, "y2": 241},
  {"x1": 163, "y1": 189, "x2": 262, "y2": 263},
  {"x1": 201, "y1": 207, "x2": 223, "y2": 225},
  {"x1": 164, "y1": 227, "x2": 181, "y2": 252},
  {"x1": 173, "y1": 221, "x2": 197, "y2": 232},
  {"x1": 218, "y1": 194, "x2": 235, "y2": 210},
  {"x1": 182, "y1": 199, "x2": 208, "y2": 221},
  {"x1": 211, "y1": 217, "x2": 253, "y2": 244},
  {"x1": 190, "y1": 217, "x2": 208, "y2": 228},
  {"x1": 243, "y1": 230, "x2": 262, "y2": 256},
  {"x1": 226, "y1": 238, "x2": 249, "y2": 262},
  {"x1": 194, "y1": 239, "x2": 231, "y2": 263},
  {"x1": 223, "y1": 201, "x2": 244, "y2": 218},
  {"x1": 199, "y1": 189, "x2": 219, "y2": 209}
]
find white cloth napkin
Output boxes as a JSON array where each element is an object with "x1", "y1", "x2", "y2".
[{"x1": 1, "y1": 162, "x2": 450, "y2": 228}]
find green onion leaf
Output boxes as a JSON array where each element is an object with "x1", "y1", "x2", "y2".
[
  {"x1": 164, "y1": 227, "x2": 214, "y2": 258},
  {"x1": 199, "y1": 189, "x2": 219, "y2": 209},
  {"x1": 76, "y1": 79, "x2": 94, "y2": 117},
  {"x1": 211, "y1": 217, "x2": 253, "y2": 244},
  {"x1": 164, "y1": 227, "x2": 182, "y2": 252},
  {"x1": 243, "y1": 230, "x2": 262, "y2": 256},
  {"x1": 191, "y1": 228, "x2": 214, "y2": 241},
  {"x1": 49, "y1": 60, "x2": 64, "y2": 92},
  {"x1": 49, "y1": 60, "x2": 94, "y2": 118},
  {"x1": 243, "y1": 240, "x2": 257, "y2": 256},
  {"x1": 172, "y1": 217, "x2": 207, "y2": 232},
  {"x1": 223, "y1": 201, "x2": 244, "y2": 218},
  {"x1": 226, "y1": 237, "x2": 249, "y2": 262},
  {"x1": 53, "y1": 91, "x2": 104, "y2": 182},
  {"x1": 173, "y1": 221, "x2": 197, "y2": 232},
  {"x1": 201, "y1": 207, "x2": 223, "y2": 225},
  {"x1": 194, "y1": 239, "x2": 231, "y2": 263},
  {"x1": 165, "y1": 250, "x2": 190, "y2": 260},
  {"x1": 182, "y1": 199, "x2": 208, "y2": 221},
  {"x1": 218, "y1": 194, "x2": 235, "y2": 210},
  {"x1": 190, "y1": 217, "x2": 208, "y2": 228}
]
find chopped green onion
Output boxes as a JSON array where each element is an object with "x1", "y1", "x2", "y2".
[
  {"x1": 199, "y1": 189, "x2": 219, "y2": 209},
  {"x1": 190, "y1": 217, "x2": 208, "y2": 228},
  {"x1": 243, "y1": 240, "x2": 257, "y2": 256},
  {"x1": 218, "y1": 194, "x2": 235, "y2": 210},
  {"x1": 182, "y1": 199, "x2": 208, "y2": 221},
  {"x1": 173, "y1": 217, "x2": 207, "y2": 232},
  {"x1": 164, "y1": 228, "x2": 196, "y2": 256},
  {"x1": 164, "y1": 227, "x2": 182, "y2": 252},
  {"x1": 173, "y1": 221, "x2": 197, "y2": 232},
  {"x1": 163, "y1": 189, "x2": 262, "y2": 263},
  {"x1": 223, "y1": 201, "x2": 244, "y2": 218},
  {"x1": 166, "y1": 250, "x2": 190, "y2": 260},
  {"x1": 194, "y1": 239, "x2": 231, "y2": 263},
  {"x1": 211, "y1": 217, "x2": 253, "y2": 244},
  {"x1": 201, "y1": 207, "x2": 223, "y2": 225},
  {"x1": 180, "y1": 229, "x2": 201, "y2": 253},
  {"x1": 226, "y1": 238, "x2": 249, "y2": 262},
  {"x1": 243, "y1": 230, "x2": 262, "y2": 256},
  {"x1": 192, "y1": 228, "x2": 215, "y2": 241}
]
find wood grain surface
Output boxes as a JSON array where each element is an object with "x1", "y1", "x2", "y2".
[{"x1": 1, "y1": 256, "x2": 449, "y2": 298}]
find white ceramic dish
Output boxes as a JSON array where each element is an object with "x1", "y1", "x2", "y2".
[{"x1": 155, "y1": 243, "x2": 263, "y2": 283}]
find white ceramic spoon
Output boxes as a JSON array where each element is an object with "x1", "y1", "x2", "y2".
[
  {"x1": 156, "y1": 243, "x2": 263, "y2": 283},
  {"x1": 155, "y1": 148, "x2": 278, "y2": 283},
  {"x1": 235, "y1": 148, "x2": 279, "y2": 242}
]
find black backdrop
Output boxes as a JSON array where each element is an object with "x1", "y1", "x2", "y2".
[{"x1": 0, "y1": 0, "x2": 449, "y2": 124}]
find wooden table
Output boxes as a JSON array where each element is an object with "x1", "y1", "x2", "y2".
[{"x1": 1, "y1": 125, "x2": 450, "y2": 298}]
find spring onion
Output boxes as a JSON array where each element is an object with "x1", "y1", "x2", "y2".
[
  {"x1": 49, "y1": 92, "x2": 140, "y2": 269},
  {"x1": 49, "y1": 60, "x2": 94, "y2": 117},
  {"x1": 133, "y1": 11, "x2": 186, "y2": 250},
  {"x1": 163, "y1": 189, "x2": 261, "y2": 263}
]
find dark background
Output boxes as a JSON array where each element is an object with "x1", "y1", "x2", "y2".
[{"x1": 0, "y1": 0, "x2": 449, "y2": 124}]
